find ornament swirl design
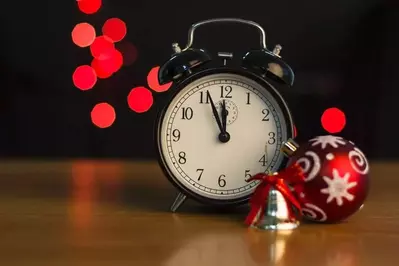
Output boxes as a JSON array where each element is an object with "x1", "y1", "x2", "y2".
[
  {"x1": 348, "y1": 147, "x2": 369, "y2": 175},
  {"x1": 296, "y1": 151, "x2": 321, "y2": 182},
  {"x1": 302, "y1": 203, "x2": 327, "y2": 222}
]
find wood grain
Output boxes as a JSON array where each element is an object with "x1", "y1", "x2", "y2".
[{"x1": 0, "y1": 160, "x2": 398, "y2": 266}]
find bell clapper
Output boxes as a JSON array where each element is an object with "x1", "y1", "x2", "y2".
[
  {"x1": 172, "y1": 42, "x2": 182, "y2": 54},
  {"x1": 272, "y1": 44, "x2": 282, "y2": 57}
]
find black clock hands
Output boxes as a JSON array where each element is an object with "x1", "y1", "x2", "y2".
[
  {"x1": 221, "y1": 100, "x2": 228, "y2": 133},
  {"x1": 206, "y1": 91, "x2": 230, "y2": 143}
]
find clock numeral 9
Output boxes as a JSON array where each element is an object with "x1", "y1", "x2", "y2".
[
  {"x1": 199, "y1": 91, "x2": 210, "y2": 104},
  {"x1": 172, "y1": 129, "x2": 180, "y2": 142},
  {"x1": 262, "y1": 109, "x2": 270, "y2": 121},
  {"x1": 259, "y1": 155, "x2": 267, "y2": 166},
  {"x1": 218, "y1": 174, "x2": 226, "y2": 187},
  {"x1": 178, "y1": 151, "x2": 186, "y2": 164},
  {"x1": 220, "y1": 86, "x2": 232, "y2": 98},
  {"x1": 181, "y1": 107, "x2": 193, "y2": 120},
  {"x1": 268, "y1": 132, "x2": 276, "y2": 144}
]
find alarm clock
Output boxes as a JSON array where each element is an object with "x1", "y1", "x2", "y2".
[{"x1": 155, "y1": 18, "x2": 295, "y2": 212}]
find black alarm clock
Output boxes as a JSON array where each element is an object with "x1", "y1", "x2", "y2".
[{"x1": 155, "y1": 18, "x2": 295, "y2": 212}]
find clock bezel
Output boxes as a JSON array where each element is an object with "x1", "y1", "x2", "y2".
[{"x1": 154, "y1": 67, "x2": 295, "y2": 207}]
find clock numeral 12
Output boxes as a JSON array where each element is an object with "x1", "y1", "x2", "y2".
[
  {"x1": 181, "y1": 107, "x2": 193, "y2": 120},
  {"x1": 220, "y1": 86, "x2": 232, "y2": 98}
]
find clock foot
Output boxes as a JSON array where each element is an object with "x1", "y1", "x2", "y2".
[{"x1": 170, "y1": 192, "x2": 187, "y2": 212}]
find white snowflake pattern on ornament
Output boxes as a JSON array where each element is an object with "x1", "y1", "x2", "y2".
[
  {"x1": 310, "y1": 135, "x2": 346, "y2": 149},
  {"x1": 320, "y1": 169, "x2": 357, "y2": 206}
]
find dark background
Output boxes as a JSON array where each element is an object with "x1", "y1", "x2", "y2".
[{"x1": 0, "y1": 0, "x2": 397, "y2": 159}]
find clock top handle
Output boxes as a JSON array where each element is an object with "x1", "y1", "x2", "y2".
[{"x1": 181, "y1": 18, "x2": 268, "y2": 51}]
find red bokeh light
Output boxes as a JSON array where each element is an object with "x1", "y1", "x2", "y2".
[
  {"x1": 72, "y1": 65, "x2": 97, "y2": 90},
  {"x1": 90, "y1": 36, "x2": 115, "y2": 58},
  {"x1": 71, "y1": 22, "x2": 96, "y2": 48},
  {"x1": 91, "y1": 49, "x2": 123, "y2": 79},
  {"x1": 294, "y1": 125, "x2": 297, "y2": 137},
  {"x1": 91, "y1": 58, "x2": 112, "y2": 79},
  {"x1": 116, "y1": 41, "x2": 138, "y2": 66},
  {"x1": 147, "y1": 66, "x2": 172, "y2": 92},
  {"x1": 77, "y1": 0, "x2": 102, "y2": 15},
  {"x1": 91, "y1": 102, "x2": 116, "y2": 128},
  {"x1": 127, "y1": 87, "x2": 154, "y2": 113},
  {"x1": 321, "y1": 107, "x2": 346, "y2": 133},
  {"x1": 102, "y1": 18, "x2": 127, "y2": 42}
]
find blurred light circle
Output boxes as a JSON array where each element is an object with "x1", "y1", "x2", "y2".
[
  {"x1": 77, "y1": 0, "x2": 102, "y2": 15},
  {"x1": 116, "y1": 41, "x2": 138, "y2": 66},
  {"x1": 102, "y1": 18, "x2": 127, "y2": 42},
  {"x1": 90, "y1": 36, "x2": 115, "y2": 58},
  {"x1": 71, "y1": 22, "x2": 96, "y2": 47},
  {"x1": 91, "y1": 102, "x2": 116, "y2": 128},
  {"x1": 127, "y1": 87, "x2": 154, "y2": 113},
  {"x1": 321, "y1": 107, "x2": 346, "y2": 133},
  {"x1": 147, "y1": 66, "x2": 172, "y2": 92},
  {"x1": 72, "y1": 65, "x2": 97, "y2": 90}
]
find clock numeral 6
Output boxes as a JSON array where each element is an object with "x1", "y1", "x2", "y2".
[
  {"x1": 178, "y1": 151, "x2": 186, "y2": 164},
  {"x1": 218, "y1": 174, "x2": 226, "y2": 187},
  {"x1": 268, "y1": 132, "x2": 276, "y2": 144},
  {"x1": 172, "y1": 129, "x2": 180, "y2": 142},
  {"x1": 220, "y1": 86, "x2": 232, "y2": 98},
  {"x1": 181, "y1": 107, "x2": 193, "y2": 120},
  {"x1": 245, "y1": 169, "x2": 251, "y2": 181},
  {"x1": 262, "y1": 109, "x2": 270, "y2": 121}
]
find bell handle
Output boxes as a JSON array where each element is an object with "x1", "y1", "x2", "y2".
[{"x1": 181, "y1": 18, "x2": 268, "y2": 51}]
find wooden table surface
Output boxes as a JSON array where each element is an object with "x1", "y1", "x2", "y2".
[{"x1": 0, "y1": 160, "x2": 398, "y2": 266}]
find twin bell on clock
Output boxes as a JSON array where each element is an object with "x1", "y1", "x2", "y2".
[{"x1": 155, "y1": 18, "x2": 296, "y2": 213}]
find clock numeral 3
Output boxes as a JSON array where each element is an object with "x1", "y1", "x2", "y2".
[
  {"x1": 172, "y1": 129, "x2": 180, "y2": 142},
  {"x1": 199, "y1": 91, "x2": 210, "y2": 104},
  {"x1": 220, "y1": 86, "x2": 232, "y2": 98},
  {"x1": 218, "y1": 174, "x2": 226, "y2": 187},
  {"x1": 181, "y1": 107, "x2": 193, "y2": 120},
  {"x1": 259, "y1": 155, "x2": 267, "y2": 166},
  {"x1": 262, "y1": 109, "x2": 270, "y2": 121},
  {"x1": 268, "y1": 132, "x2": 276, "y2": 144},
  {"x1": 196, "y1": 168, "x2": 204, "y2": 181},
  {"x1": 178, "y1": 151, "x2": 186, "y2": 164},
  {"x1": 245, "y1": 169, "x2": 252, "y2": 181}
]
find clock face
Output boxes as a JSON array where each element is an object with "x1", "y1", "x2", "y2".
[{"x1": 158, "y1": 71, "x2": 292, "y2": 203}]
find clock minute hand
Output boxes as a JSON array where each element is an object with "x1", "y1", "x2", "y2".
[
  {"x1": 221, "y1": 100, "x2": 228, "y2": 133},
  {"x1": 207, "y1": 91, "x2": 224, "y2": 133}
]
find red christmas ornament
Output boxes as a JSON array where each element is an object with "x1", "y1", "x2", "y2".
[{"x1": 286, "y1": 135, "x2": 370, "y2": 223}]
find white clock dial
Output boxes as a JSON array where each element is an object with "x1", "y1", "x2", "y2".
[{"x1": 159, "y1": 73, "x2": 289, "y2": 201}]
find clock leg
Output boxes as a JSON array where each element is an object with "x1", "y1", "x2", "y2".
[{"x1": 170, "y1": 192, "x2": 187, "y2": 212}]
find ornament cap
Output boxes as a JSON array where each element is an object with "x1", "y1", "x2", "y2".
[
  {"x1": 254, "y1": 187, "x2": 300, "y2": 230},
  {"x1": 281, "y1": 138, "x2": 299, "y2": 157}
]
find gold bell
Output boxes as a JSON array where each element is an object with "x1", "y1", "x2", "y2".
[{"x1": 254, "y1": 186, "x2": 300, "y2": 230}]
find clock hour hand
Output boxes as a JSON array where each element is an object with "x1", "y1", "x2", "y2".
[{"x1": 207, "y1": 91, "x2": 230, "y2": 143}]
